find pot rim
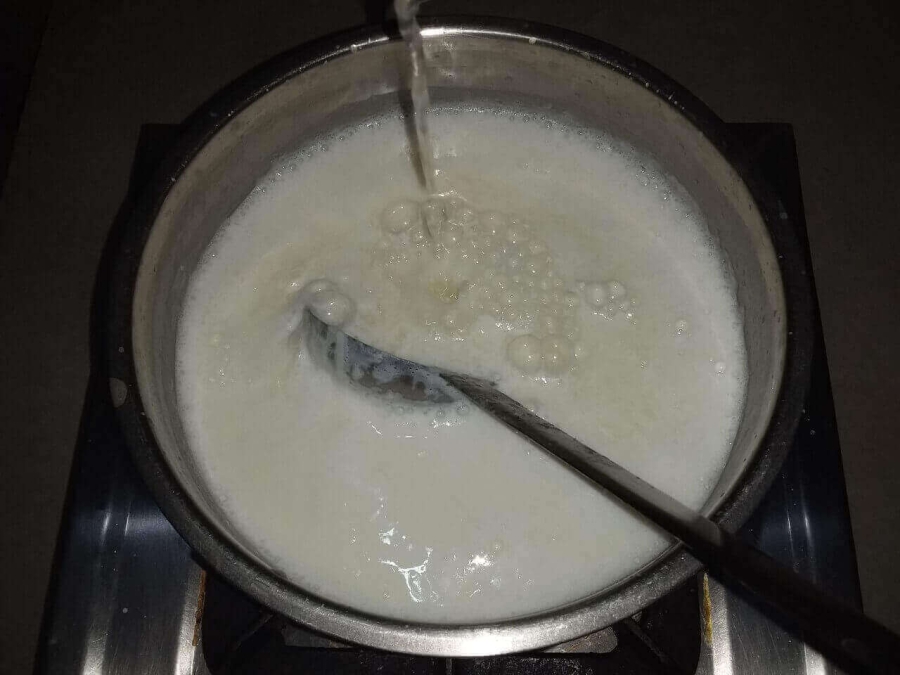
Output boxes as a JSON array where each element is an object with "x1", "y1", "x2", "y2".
[{"x1": 106, "y1": 17, "x2": 813, "y2": 656}]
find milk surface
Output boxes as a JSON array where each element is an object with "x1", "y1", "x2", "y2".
[{"x1": 177, "y1": 105, "x2": 747, "y2": 622}]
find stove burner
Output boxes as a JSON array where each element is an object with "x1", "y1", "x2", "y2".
[
  {"x1": 35, "y1": 123, "x2": 862, "y2": 675},
  {"x1": 202, "y1": 572, "x2": 700, "y2": 674}
]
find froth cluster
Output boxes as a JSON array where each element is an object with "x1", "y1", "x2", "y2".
[{"x1": 372, "y1": 195, "x2": 636, "y2": 378}]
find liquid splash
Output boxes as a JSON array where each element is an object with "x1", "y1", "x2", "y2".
[
  {"x1": 394, "y1": 0, "x2": 437, "y2": 194},
  {"x1": 381, "y1": 547, "x2": 438, "y2": 603}
]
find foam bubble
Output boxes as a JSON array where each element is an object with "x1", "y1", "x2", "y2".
[
  {"x1": 302, "y1": 281, "x2": 356, "y2": 326},
  {"x1": 381, "y1": 200, "x2": 423, "y2": 234},
  {"x1": 507, "y1": 334, "x2": 542, "y2": 374}
]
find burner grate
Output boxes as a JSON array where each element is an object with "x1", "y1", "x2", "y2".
[{"x1": 201, "y1": 572, "x2": 700, "y2": 674}]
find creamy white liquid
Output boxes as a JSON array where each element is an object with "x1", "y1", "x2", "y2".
[{"x1": 177, "y1": 106, "x2": 747, "y2": 623}]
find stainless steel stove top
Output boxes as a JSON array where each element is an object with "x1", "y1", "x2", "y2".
[{"x1": 35, "y1": 123, "x2": 860, "y2": 675}]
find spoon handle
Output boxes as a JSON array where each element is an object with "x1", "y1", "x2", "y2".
[{"x1": 443, "y1": 372, "x2": 900, "y2": 675}]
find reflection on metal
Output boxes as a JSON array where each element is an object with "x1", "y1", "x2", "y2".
[
  {"x1": 546, "y1": 627, "x2": 618, "y2": 654},
  {"x1": 696, "y1": 574, "x2": 839, "y2": 675},
  {"x1": 36, "y1": 376, "x2": 210, "y2": 675}
]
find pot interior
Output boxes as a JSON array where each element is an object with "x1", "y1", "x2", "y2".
[{"x1": 131, "y1": 26, "x2": 786, "y2": 643}]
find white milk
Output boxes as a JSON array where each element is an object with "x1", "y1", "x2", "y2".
[{"x1": 176, "y1": 106, "x2": 747, "y2": 623}]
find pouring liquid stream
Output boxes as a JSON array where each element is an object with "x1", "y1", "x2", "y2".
[{"x1": 394, "y1": 0, "x2": 438, "y2": 194}]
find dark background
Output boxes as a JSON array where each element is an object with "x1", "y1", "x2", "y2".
[{"x1": 1, "y1": 0, "x2": 897, "y2": 672}]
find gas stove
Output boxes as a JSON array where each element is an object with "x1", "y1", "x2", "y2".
[{"x1": 35, "y1": 123, "x2": 861, "y2": 674}]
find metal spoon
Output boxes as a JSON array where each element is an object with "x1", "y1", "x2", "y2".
[{"x1": 303, "y1": 309, "x2": 900, "y2": 675}]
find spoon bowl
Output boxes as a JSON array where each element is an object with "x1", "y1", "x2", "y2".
[{"x1": 303, "y1": 308, "x2": 460, "y2": 404}]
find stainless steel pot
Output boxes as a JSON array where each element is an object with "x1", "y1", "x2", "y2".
[{"x1": 107, "y1": 18, "x2": 813, "y2": 656}]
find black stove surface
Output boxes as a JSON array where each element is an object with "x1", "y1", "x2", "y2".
[{"x1": 36, "y1": 122, "x2": 861, "y2": 675}]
